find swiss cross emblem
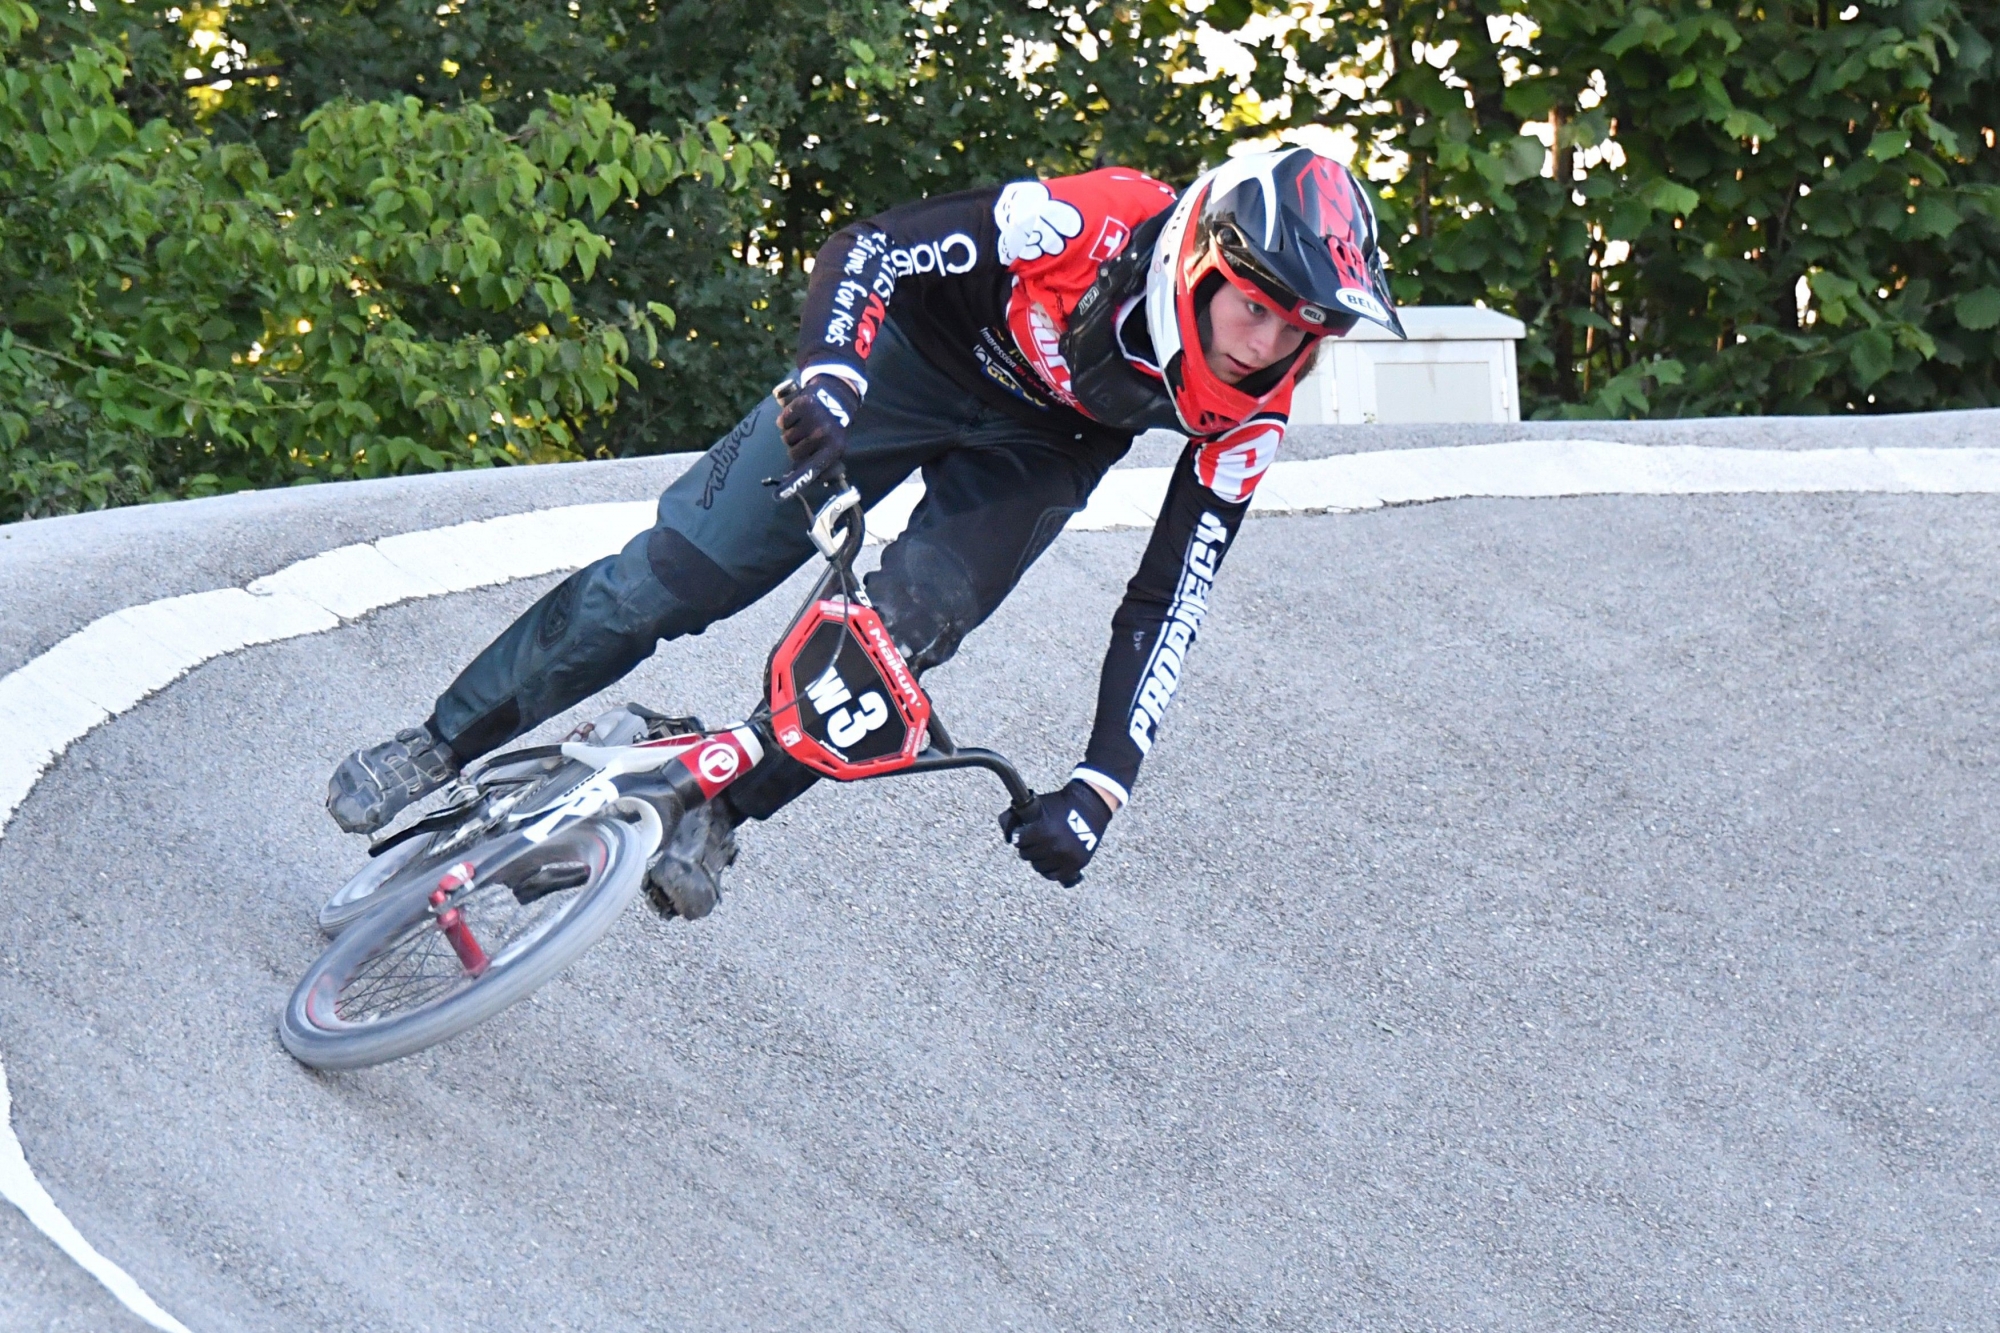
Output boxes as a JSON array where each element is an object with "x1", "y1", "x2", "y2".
[{"x1": 1088, "y1": 217, "x2": 1131, "y2": 263}]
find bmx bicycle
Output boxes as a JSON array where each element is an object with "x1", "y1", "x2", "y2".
[{"x1": 279, "y1": 450, "x2": 1041, "y2": 1071}]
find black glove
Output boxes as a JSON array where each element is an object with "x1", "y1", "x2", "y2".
[
  {"x1": 771, "y1": 375, "x2": 861, "y2": 502},
  {"x1": 999, "y1": 779, "x2": 1113, "y2": 887}
]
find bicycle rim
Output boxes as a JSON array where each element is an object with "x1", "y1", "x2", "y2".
[
  {"x1": 280, "y1": 810, "x2": 655, "y2": 1070},
  {"x1": 318, "y1": 833, "x2": 446, "y2": 935}
]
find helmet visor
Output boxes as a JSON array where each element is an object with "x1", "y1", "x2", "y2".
[{"x1": 1208, "y1": 223, "x2": 1356, "y2": 337}]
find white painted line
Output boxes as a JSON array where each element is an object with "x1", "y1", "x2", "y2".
[
  {"x1": 1073, "y1": 468, "x2": 1168, "y2": 532},
  {"x1": 6, "y1": 440, "x2": 2000, "y2": 847},
  {"x1": 1, "y1": 438, "x2": 1998, "y2": 1321},
  {"x1": 865, "y1": 479, "x2": 925, "y2": 543},
  {"x1": 247, "y1": 541, "x2": 454, "y2": 619},
  {"x1": 1242, "y1": 441, "x2": 2000, "y2": 514},
  {"x1": 0, "y1": 1060, "x2": 192, "y2": 1332}
]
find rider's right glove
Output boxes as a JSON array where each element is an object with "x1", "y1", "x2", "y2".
[
  {"x1": 772, "y1": 374, "x2": 861, "y2": 502},
  {"x1": 999, "y1": 779, "x2": 1113, "y2": 888}
]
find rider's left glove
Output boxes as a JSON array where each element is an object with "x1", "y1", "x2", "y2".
[
  {"x1": 773, "y1": 374, "x2": 861, "y2": 502},
  {"x1": 999, "y1": 779, "x2": 1113, "y2": 887}
]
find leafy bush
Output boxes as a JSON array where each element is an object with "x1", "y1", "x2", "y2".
[
  {"x1": 202, "y1": 0, "x2": 2000, "y2": 426},
  {"x1": 0, "y1": 0, "x2": 765, "y2": 520},
  {"x1": 5, "y1": 0, "x2": 1997, "y2": 521},
  {"x1": 1188, "y1": 0, "x2": 2000, "y2": 417}
]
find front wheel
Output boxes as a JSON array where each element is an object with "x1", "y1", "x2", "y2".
[{"x1": 280, "y1": 800, "x2": 664, "y2": 1070}]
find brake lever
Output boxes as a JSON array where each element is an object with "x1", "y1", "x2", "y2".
[{"x1": 808, "y1": 485, "x2": 864, "y2": 559}]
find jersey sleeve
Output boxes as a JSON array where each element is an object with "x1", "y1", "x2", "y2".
[
  {"x1": 1189, "y1": 404, "x2": 1287, "y2": 504},
  {"x1": 794, "y1": 186, "x2": 999, "y2": 394},
  {"x1": 1072, "y1": 439, "x2": 1261, "y2": 804}
]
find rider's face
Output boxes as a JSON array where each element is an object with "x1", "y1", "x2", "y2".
[{"x1": 1201, "y1": 285, "x2": 1309, "y2": 385}]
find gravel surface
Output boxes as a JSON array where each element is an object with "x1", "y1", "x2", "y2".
[
  {"x1": 0, "y1": 1203, "x2": 149, "y2": 1332},
  {"x1": 2, "y1": 489, "x2": 1996, "y2": 1330}
]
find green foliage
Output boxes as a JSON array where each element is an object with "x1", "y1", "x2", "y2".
[
  {"x1": 6, "y1": 0, "x2": 1998, "y2": 522},
  {"x1": 0, "y1": 0, "x2": 757, "y2": 520},
  {"x1": 202, "y1": 0, "x2": 1230, "y2": 453},
  {"x1": 1238, "y1": 0, "x2": 2000, "y2": 416},
  {"x1": 195, "y1": 0, "x2": 1999, "y2": 430}
]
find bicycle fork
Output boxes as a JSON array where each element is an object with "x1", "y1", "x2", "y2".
[{"x1": 430, "y1": 862, "x2": 490, "y2": 976}]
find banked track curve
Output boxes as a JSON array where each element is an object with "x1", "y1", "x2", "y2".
[{"x1": 4, "y1": 435, "x2": 2000, "y2": 1329}]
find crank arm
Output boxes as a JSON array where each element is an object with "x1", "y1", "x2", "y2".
[{"x1": 367, "y1": 803, "x2": 478, "y2": 858}]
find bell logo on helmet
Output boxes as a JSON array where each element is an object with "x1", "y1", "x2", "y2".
[
  {"x1": 1298, "y1": 304, "x2": 1328, "y2": 325},
  {"x1": 1336, "y1": 288, "x2": 1390, "y2": 323}
]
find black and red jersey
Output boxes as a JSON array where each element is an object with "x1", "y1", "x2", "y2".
[
  {"x1": 797, "y1": 168, "x2": 1293, "y2": 802},
  {"x1": 797, "y1": 168, "x2": 1293, "y2": 508}
]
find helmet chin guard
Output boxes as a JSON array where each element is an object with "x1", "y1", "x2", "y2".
[{"x1": 1146, "y1": 146, "x2": 1404, "y2": 436}]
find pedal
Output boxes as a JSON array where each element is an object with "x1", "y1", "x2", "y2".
[{"x1": 511, "y1": 861, "x2": 592, "y2": 905}]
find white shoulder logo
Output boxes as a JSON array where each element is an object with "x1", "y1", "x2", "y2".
[{"x1": 994, "y1": 180, "x2": 1085, "y2": 265}]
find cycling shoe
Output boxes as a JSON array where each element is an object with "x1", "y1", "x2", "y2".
[
  {"x1": 646, "y1": 799, "x2": 741, "y2": 921},
  {"x1": 327, "y1": 725, "x2": 460, "y2": 835}
]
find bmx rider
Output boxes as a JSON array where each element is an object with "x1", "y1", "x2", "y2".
[{"x1": 326, "y1": 143, "x2": 1406, "y2": 918}]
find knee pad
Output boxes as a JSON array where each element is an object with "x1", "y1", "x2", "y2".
[
  {"x1": 646, "y1": 527, "x2": 753, "y2": 619},
  {"x1": 867, "y1": 540, "x2": 984, "y2": 675}
]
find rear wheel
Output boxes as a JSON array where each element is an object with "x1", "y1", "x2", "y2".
[
  {"x1": 317, "y1": 755, "x2": 595, "y2": 935},
  {"x1": 281, "y1": 802, "x2": 663, "y2": 1070}
]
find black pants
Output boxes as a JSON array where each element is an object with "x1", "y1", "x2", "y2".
[{"x1": 429, "y1": 320, "x2": 1131, "y2": 818}]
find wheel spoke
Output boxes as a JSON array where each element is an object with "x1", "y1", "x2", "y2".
[{"x1": 329, "y1": 831, "x2": 611, "y2": 1026}]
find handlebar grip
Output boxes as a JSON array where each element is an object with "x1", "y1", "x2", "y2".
[{"x1": 770, "y1": 377, "x2": 850, "y2": 502}]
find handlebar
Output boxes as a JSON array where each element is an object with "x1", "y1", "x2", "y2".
[{"x1": 766, "y1": 377, "x2": 1040, "y2": 823}]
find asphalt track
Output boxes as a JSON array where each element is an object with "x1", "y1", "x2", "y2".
[{"x1": 2, "y1": 414, "x2": 1997, "y2": 1330}]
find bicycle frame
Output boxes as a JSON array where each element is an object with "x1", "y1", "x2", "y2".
[{"x1": 297, "y1": 463, "x2": 1051, "y2": 1069}]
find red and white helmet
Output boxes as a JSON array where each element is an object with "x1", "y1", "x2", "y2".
[{"x1": 1145, "y1": 146, "x2": 1405, "y2": 436}]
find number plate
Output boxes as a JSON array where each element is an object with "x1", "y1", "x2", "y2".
[{"x1": 767, "y1": 599, "x2": 931, "y2": 780}]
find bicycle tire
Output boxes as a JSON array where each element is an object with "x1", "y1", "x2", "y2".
[
  {"x1": 318, "y1": 832, "x2": 446, "y2": 935},
  {"x1": 280, "y1": 800, "x2": 665, "y2": 1070}
]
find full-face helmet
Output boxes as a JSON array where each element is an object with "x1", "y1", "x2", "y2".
[{"x1": 1144, "y1": 146, "x2": 1406, "y2": 435}]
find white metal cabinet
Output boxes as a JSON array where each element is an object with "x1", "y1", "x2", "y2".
[{"x1": 1289, "y1": 306, "x2": 1526, "y2": 425}]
